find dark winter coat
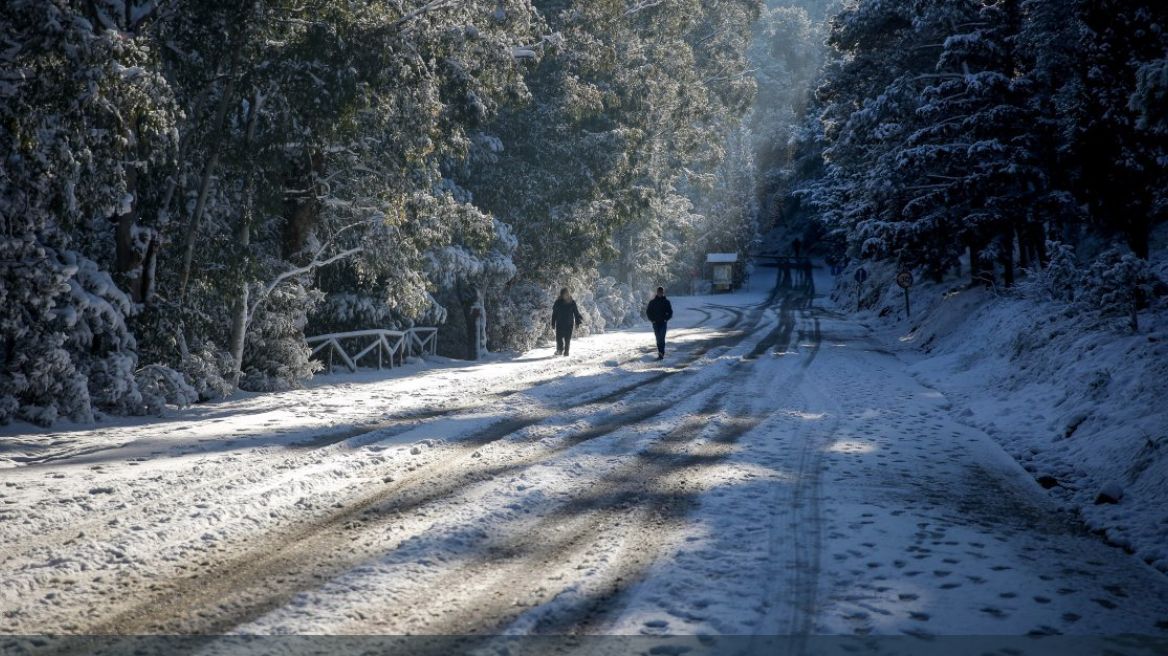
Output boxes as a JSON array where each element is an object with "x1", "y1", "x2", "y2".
[
  {"x1": 646, "y1": 296, "x2": 673, "y2": 325},
  {"x1": 551, "y1": 298, "x2": 584, "y2": 335}
]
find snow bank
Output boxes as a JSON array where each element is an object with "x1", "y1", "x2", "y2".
[{"x1": 835, "y1": 259, "x2": 1168, "y2": 573}]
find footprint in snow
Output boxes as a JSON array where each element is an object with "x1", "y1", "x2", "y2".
[{"x1": 644, "y1": 619, "x2": 669, "y2": 628}]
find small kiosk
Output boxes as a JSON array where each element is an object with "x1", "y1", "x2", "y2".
[{"x1": 706, "y1": 253, "x2": 738, "y2": 292}]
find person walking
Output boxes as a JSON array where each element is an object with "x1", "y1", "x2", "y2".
[
  {"x1": 646, "y1": 286, "x2": 673, "y2": 360},
  {"x1": 550, "y1": 287, "x2": 583, "y2": 356}
]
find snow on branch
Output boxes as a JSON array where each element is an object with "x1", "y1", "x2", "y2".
[
  {"x1": 625, "y1": 0, "x2": 667, "y2": 17},
  {"x1": 510, "y1": 33, "x2": 563, "y2": 60},
  {"x1": 247, "y1": 245, "x2": 364, "y2": 324},
  {"x1": 393, "y1": 0, "x2": 460, "y2": 29}
]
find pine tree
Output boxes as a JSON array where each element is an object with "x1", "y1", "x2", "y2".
[{"x1": 1067, "y1": 0, "x2": 1168, "y2": 259}]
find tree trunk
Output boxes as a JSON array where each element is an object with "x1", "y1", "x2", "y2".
[
  {"x1": 1001, "y1": 235, "x2": 1015, "y2": 287},
  {"x1": 1016, "y1": 224, "x2": 1031, "y2": 271},
  {"x1": 114, "y1": 208, "x2": 143, "y2": 300},
  {"x1": 228, "y1": 275, "x2": 250, "y2": 388},
  {"x1": 967, "y1": 237, "x2": 982, "y2": 287},
  {"x1": 228, "y1": 211, "x2": 252, "y2": 388},
  {"x1": 1033, "y1": 224, "x2": 1048, "y2": 267},
  {"x1": 1127, "y1": 214, "x2": 1151, "y2": 260},
  {"x1": 227, "y1": 88, "x2": 262, "y2": 387},
  {"x1": 177, "y1": 63, "x2": 238, "y2": 300},
  {"x1": 458, "y1": 281, "x2": 481, "y2": 361},
  {"x1": 140, "y1": 233, "x2": 160, "y2": 303},
  {"x1": 282, "y1": 150, "x2": 324, "y2": 262},
  {"x1": 114, "y1": 137, "x2": 146, "y2": 302}
]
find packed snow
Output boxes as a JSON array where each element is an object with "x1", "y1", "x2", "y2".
[{"x1": 2, "y1": 264, "x2": 1168, "y2": 647}]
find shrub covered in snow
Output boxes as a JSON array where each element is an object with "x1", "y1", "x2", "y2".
[
  {"x1": 241, "y1": 282, "x2": 324, "y2": 392},
  {"x1": 1017, "y1": 242, "x2": 1081, "y2": 304},
  {"x1": 1080, "y1": 248, "x2": 1164, "y2": 333},
  {"x1": 1017, "y1": 243, "x2": 1166, "y2": 333},
  {"x1": 0, "y1": 235, "x2": 179, "y2": 425},
  {"x1": 132, "y1": 303, "x2": 234, "y2": 403},
  {"x1": 487, "y1": 281, "x2": 551, "y2": 353},
  {"x1": 589, "y1": 277, "x2": 639, "y2": 332}
]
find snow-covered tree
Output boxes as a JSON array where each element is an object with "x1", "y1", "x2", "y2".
[
  {"x1": 1051, "y1": 0, "x2": 1168, "y2": 259},
  {"x1": 892, "y1": 0, "x2": 1047, "y2": 285},
  {"x1": 1, "y1": 0, "x2": 181, "y2": 424}
]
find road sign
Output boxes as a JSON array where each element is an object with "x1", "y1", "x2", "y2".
[
  {"x1": 896, "y1": 271, "x2": 914, "y2": 318},
  {"x1": 854, "y1": 267, "x2": 868, "y2": 284}
]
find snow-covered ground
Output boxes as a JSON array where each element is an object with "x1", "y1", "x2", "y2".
[
  {"x1": 2, "y1": 264, "x2": 1168, "y2": 648},
  {"x1": 836, "y1": 259, "x2": 1168, "y2": 575}
]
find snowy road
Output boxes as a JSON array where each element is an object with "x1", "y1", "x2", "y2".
[{"x1": 3, "y1": 269, "x2": 1168, "y2": 647}]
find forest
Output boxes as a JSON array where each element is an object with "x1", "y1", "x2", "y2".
[{"x1": 3, "y1": 0, "x2": 1167, "y2": 427}]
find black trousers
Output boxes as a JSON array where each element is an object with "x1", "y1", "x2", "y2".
[
  {"x1": 652, "y1": 321, "x2": 667, "y2": 355},
  {"x1": 556, "y1": 328, "x2": 573, "y2": 354}
]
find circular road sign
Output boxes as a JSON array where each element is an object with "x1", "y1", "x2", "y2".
[
  {"x1": 896, "y1": 271, "x2": 914, "y2": 289},
  {"x1": 854, "y1": 267, "x2": 868, "y2": 284}
]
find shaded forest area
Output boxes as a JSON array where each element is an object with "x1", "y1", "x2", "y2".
[{"x1": 765, "y1": 0, "x2": 1168, "y2": 325}]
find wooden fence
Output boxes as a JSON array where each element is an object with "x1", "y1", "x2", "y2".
[{"x1": 306, "y1": 327, "x2": 438, "y2": 374}]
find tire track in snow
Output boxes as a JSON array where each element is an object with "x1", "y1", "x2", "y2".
[
  {"x1": 355, "y1": 394, "x2": 737, "y2": 639},
  {"x1": 750, "y1": 302, "x2": 837, "y2": 645},
  {"x1": 575, "y1": 285, "x2": 831, "y2": 641},
  {"x1": 383, "y1": 388, "x2": 778, "y2": 642},
  {"x1": 75, "y1": 402, "x2": 679, "y2": 634}
]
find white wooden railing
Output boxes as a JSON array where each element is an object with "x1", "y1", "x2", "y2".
[
  {"x1": 409, "y1": 327, "x2": 438, "y2": 357},
  {"x1": 306, "y1": 327, "x2": 438, "y2": 374}
]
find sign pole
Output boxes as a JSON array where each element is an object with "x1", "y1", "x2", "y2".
[
  {"x1": 896, "y1": 270, "x2": 914, "y2": 319},
  {"x1": 853, "y1": 267, "x2": 868, "y2": 311}
]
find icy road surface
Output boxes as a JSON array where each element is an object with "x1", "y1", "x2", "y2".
[{"x1": 3, "y1": 269, "x2": 1168, "y2": 646}]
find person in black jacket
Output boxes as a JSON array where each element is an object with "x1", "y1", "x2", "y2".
[
  {"x1": 550, "y1": 287, "x2": 584, "y2": 356},
  {"x1": 646, "y1": 286, "x2": 673, "y2": 360}
]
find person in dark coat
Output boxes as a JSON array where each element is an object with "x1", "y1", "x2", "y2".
[
  {"x1": 550, "y1": 287, "x2": 584, "y2": 356},
  {"x1": 646, "y1": 286, "x2": 673, "y2": 360}
]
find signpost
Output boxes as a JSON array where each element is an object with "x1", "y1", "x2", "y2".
[
  {"x1": 706, "y1": 253, "x2": 738, "y2": 293},
  {"x1": 897, "y1": 270, "x2": 914, "y2": 318}
]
